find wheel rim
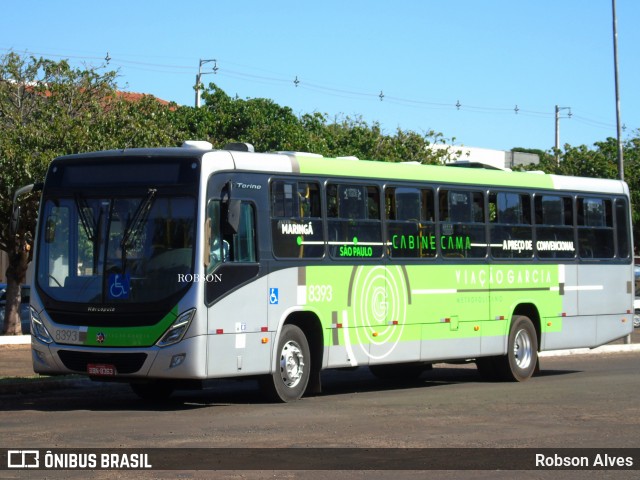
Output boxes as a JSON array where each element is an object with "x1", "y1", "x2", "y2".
[
  {"x1": 513, "y1": 328, "x2": 533, "y2": 370},
  {"x1": 279, "y1": 340, "x2": 305, "y2": 388}
]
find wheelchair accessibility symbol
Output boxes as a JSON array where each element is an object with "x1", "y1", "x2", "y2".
[
  {"x1": 269, "y1": 288, "x2": 279, "y2": 305},
  {"x1": 108, "y1": 273, "x2": 130, "y2": 299}
]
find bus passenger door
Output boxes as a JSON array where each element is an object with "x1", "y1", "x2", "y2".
[{"x1": 204, "y1": 198, "x2": 266, "y2": 377}]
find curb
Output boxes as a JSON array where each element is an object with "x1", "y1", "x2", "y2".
[
  {"x1": 0, "y1": 335, "x2": 31, "y2": 345},
  {"x1": 539, "y1": 343, "x2": 640, "y2": 356}
]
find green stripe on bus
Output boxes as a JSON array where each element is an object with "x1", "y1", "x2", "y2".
[
  {"x1": 82, "y1": 306, "x2": 179, "y2": 347},
  {"x1": 297, "y1": 157, "x2": 555, "y2": 189}
]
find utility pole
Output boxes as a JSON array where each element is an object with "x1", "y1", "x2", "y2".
[
  {"x1": 612, "y1": 0, "x2": 630, "y2": 346},
  {"x1": 612, "y1": 0, "x2": 624, "y2": 181},
  {"x1": 554, "y1": 105, "x2": 572, "y2": 166},
  {"x1": 195, "y1": 59, "x2": 218, "y2": 108}
]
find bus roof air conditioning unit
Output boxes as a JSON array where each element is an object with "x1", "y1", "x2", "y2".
[
  {"x1": 224, "y1": 142, "x2": 255, "y2": 152},
  {"x1": 182, "y1": 140, "x2": 213, "y2": 150}
]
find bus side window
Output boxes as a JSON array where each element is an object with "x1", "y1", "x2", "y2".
[
  {"x1": 577, "y1": 197, "x2": 613, "y2": 259},
  {"x1": 614, "y1": 198, "x2": 630, "y2": 259},
  {"x1": 439, "y1": 189, "x2": 486, "y2": 258},
  {"x1": 534, "y1": 195, "x2": 575, "y2": 259},
  {"x1": 229, "y1": 202, "x2": 257, "y2": 262},
  {"x1": 205, "y1": 200, "x2": 227, "y2": 273},
  {"x1": 489, "y1": 192, "x2": 532, "y2": 259},
  {"x1": 271, "y1": 180, "x2": 323, "y2": 258},
  {"x1": 206, "y1": 199, "x2": 257, "y2": 270},
  {"x1": 386, "y1": 187, "x2": 436, "y2": 259},
  {"x1": 328, "y1": 183, "x2": 382, "y2": 258}
]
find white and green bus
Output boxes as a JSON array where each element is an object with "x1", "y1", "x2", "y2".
[{"x1": 29, "y1": 141, "x2": 635, "y2": 401}]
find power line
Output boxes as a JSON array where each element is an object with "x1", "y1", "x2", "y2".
[{"x1": 0, "y1": 46, "x2": 624, "y2": 134}]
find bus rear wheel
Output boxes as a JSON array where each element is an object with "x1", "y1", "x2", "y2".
[
  {"x1": 261, "y1": 324, "x2": 311, "y2": 402},
  {"x1": 497, "y1": 315, "x2": 538, "y2": 382}
]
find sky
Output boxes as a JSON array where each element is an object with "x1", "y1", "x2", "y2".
[{"x1": 1, "y1": 0, "x2": 638, "y2": 152}]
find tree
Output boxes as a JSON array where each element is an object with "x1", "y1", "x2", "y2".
[
  {"x1": 195, "y1": 84, "x2": 310, "y2": 152},
  {"x1": 619, "y1": 134, "x2": 640, "y2": 245},
  {"x1": 0, "y1": 52, "x2": 179, "y2": 334},
  {"x1": 0, "y1": 53, "x2": 112, "y2": 333},
  {"x1": 194, "y1": 82, "x2": 456, "y2": 164}
]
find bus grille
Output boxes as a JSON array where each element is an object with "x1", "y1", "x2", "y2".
[{"x1": 57, "y1": 351, "x2": 148, "y2": 374}]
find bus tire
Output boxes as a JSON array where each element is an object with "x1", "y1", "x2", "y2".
[
  {"x1": 261, "y1": 324, "x2": 311, "y2": 402},
  {"x1": 497, "y1": 315, "x2": 538, "y2": 382},
  {"x1": 130, "y1": 381, "x2": 174, "y2": 401}
]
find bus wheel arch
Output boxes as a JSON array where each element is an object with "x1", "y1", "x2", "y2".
[
  {"x1": 261, "y1": 310, "x2": 324, "y2": 402},
  {"x1": 285, "y1": 311, "x2": 324, "y2": 395},
  {"x1": 512, "y1": 303, "x2": 541, "y2": 351},
  {"x1": 478, "y1": 304, "x2": 540, "y2": 382}
]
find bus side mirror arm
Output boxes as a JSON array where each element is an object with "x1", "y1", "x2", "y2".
[
  {"x1": 226, "y1": 200, "x2": 241, "y2": 234},
  {"x1": 220, "y1": 181, "x2": 241, "y2": 234},
  {"x1": 11, "y1": 183, "x2": 43, "y2": 235}
]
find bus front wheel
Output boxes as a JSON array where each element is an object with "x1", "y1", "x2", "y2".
[{"x1": 261, "y1": 324, "x2": 311, "y2": 402}]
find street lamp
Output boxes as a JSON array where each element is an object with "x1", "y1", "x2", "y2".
[{"x1": 195, "y1": 59, "x2": 218, "y2": 108}]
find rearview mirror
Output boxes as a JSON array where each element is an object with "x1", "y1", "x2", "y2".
[
  {"x1": 45, "y1": 216, "x2": 58, "y2": 243},
  {"x1": 10, "y1": 205, "x2": 21, "y2": 235}
]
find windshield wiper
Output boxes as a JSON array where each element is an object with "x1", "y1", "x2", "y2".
[
  {"x1": 75, "y1": 195, "x2": 103, "y2": 273},
  {"x1": 120, "y1": 188, "x2": 157, "y2": 269},
  {"x1": 75, "y1": 195, "x2": 96, "y2": 242}
]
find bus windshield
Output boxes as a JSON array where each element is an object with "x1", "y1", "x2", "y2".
[{"x1": 36, "y1": 194, "x2": 196, "y2": 304}]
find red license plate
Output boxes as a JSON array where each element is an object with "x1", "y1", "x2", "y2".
[{"x1": 87, "y1": 364, "x2": 117, "y2": 376}]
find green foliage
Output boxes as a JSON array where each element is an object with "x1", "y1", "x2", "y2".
[
  {"x1": 196, "y1": 82, "x2": 451, "y2": 163},
  {"x1": 0, "y1": 54, "x2": 178, "y2": 256},
  {"x1": 196, "y1": 85, "x2": 308, "y2": 151},
  {"x1": 568, "y1": 137, "x2": 639, "y2": 245},
  {"x1": 0, "y1": 52, "x2": 179, "y2": 333}
]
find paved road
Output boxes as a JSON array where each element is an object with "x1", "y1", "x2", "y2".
[{"x1": 1, "y1": 350, "x2": 639, "y2": 479}]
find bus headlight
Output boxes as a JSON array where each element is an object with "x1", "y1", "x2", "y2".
[
  {"x1": 156, "y1": 308, "x2": 196, "y2": 347},
  {"x1": 30, "y1": 307, "x2": 53, "y2": 344}
]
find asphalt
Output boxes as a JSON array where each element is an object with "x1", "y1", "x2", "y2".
[{"x1": 1, "y1": 330, "x2": 640, "y2": 395}]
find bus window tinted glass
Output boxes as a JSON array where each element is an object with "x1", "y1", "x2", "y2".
[
  {"x1": 386, "y1": 187, "x2": 436, "y2": 258},
  {"x1": 489, "y1": 192, "x2": 533, "y2": 259},
  {"x1": 534, "y1": 195, "x2": 575, "y2": 259},
  {"x1": 577, "y1": 197, "x2": 613, "y2": 258},
  {"x1": 271, "y1": 180, "x2": 323, "y2": 258},
  {"x1": 327, "y1": 183, "x2": 382, "y2": 258},
  {"x1": 615, "y1": 198, "x2": 630, "y2": 259},
  {"x1": 439, "y1": 189, "x2": 486, "y2": 258}
]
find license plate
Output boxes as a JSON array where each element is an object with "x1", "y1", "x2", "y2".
[{"x1": 87, "y1": 364, "x2": 116, "y2": 376}]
